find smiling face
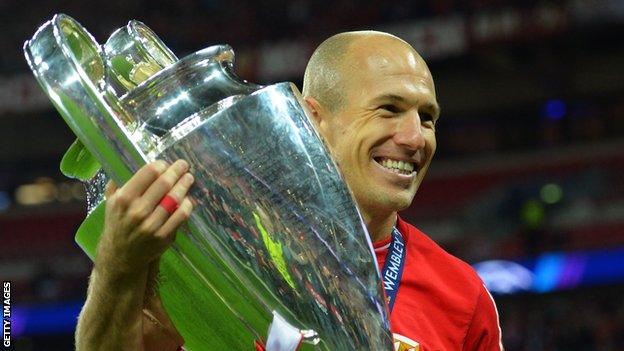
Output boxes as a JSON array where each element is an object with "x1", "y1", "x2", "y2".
[{"x1": 307, "y1": 33, "x2": 440, "y2": 225}]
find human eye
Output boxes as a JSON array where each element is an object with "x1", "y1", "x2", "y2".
[
  {"x1": 378, "y1": 104, "x2": 402, "y2": 114},
  {"x1": 420, "y1": 112, "x2": 436, "y2": 127}
]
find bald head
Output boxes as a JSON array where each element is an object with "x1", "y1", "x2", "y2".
[{"x1": 302, "y1": 31, "x2": 418, "y2": 113}]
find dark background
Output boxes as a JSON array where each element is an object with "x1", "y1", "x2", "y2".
[{"x1": 1, "y1": 0, "x2": 623, "y2": 350}]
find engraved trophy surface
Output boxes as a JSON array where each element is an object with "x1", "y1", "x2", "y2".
[{"x1": 24, "y1": 14, "x2": 393, "y2": 350}]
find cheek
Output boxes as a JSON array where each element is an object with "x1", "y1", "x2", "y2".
[
  {"x1": 318, "y1": 120, "x2": 341, "y2": 154},
  {"x1": 325, "y1": 112, "x2": 379, "y2": 162},
  {"x1": 321, "y1": 129, "x2": 353, "y2": 170},
  {"x1": 425, "y1": 131, "x2": 437, "y2": 158},
  {"x1": 417, "y1": 133, "x2": 436, "y2": 178},
  {"x1": 416, "y1": 132, "x2": 436, "y2": 179}
]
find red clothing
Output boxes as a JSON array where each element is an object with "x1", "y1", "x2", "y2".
[{"x1": 374, "y1": 217, "x2": 503, "y2": 351}]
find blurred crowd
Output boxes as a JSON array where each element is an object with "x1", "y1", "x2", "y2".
[
  {"x1": 500, "y1": 286, "x2": 624, "y2": 350},
  {"x1": 0, "y1": 0, "x2": 539, "y2": 72}
]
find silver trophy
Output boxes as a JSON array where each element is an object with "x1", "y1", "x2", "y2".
[{"x1": 24, "y1": 14, "x2": 393, "y2": 350}]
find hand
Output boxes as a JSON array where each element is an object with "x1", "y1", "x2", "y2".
[{"x1": 96, "y1": 160, "x2": 195, "y2": 276}]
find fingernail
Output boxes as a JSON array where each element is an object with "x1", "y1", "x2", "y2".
[
  {"x1": 185, "y1": 173, "x2": 194, "y2": 184},
  {"x1": 176, "y1": 159, "x2": 189, "y2": 171},
  {"x1": 155, "y1": 160, "x2": 168, "y2": 172}
]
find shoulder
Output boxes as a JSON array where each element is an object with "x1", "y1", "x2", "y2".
[
  {"x1": 397, "y1": 217, "x2": 503, "y2": 350},
  {"x1": 398, "y1": 217, "x2": 483, "y2": 291},
  {"x1": 462, "y1": 284, "x2": 504, "y2": 350}
]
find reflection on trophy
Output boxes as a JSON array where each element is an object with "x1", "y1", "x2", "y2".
[{"x1": 24, "y1": 14, "x2": 393, "y2": 350}]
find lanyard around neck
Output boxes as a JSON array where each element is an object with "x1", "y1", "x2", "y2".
[{"x1": 381, "y1": 226, "x2": 407, "y2": 314}]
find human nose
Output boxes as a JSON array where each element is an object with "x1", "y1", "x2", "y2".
[{"x1": 394, "y1": 111, "x2": 426, "y2": 150}]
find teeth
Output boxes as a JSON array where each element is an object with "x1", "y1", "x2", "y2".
[{"x1": 378, "y1": 158, "x2": 415, "y2": 174}]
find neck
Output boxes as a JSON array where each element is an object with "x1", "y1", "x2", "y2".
[{"x1": 362, "y1": 210, "x2": 397, "y2": 243}]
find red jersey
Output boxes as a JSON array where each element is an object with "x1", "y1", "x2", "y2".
[{"x1": 374, "y1": 217, "x2": 503, "y2": 351}]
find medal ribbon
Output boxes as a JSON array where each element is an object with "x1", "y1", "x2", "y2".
[{"x1": 381, "y1": 227, "x2": 406, "y2": 313}]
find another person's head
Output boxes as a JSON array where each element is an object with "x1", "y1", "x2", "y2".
[{"x1": 303, "y1": 31, "x2": 440, "y2": 224}]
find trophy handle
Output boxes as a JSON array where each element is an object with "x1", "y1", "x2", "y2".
[
  {"x1": 24, "y1": 14, "x2": 145, "y2": 184},
  {"x1": 120, "y1": 44, "x2": 261, "y2": 137},
  {"x1": 104, "y1": 20, "x2": 178, "y2": 96}
]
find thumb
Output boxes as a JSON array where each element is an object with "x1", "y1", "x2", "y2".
[{"x1": 104, "y1": 180, "x2": 118, "y2": 199}]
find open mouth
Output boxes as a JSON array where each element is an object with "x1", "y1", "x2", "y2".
[{"x1": 373, "y1": 157, "x2": 417, "y2": 176}]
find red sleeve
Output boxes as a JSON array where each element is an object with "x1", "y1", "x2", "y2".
[{"x1": 462, "y1": 284, "x2": 503, "y2": 351}]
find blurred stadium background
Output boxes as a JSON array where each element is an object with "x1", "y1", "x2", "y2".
[{"x1": 1, "y1": 0, "x2": 623, "y2": 349}]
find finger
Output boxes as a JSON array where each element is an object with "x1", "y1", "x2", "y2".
[
  {"x1": 154, "y1": 197, "x2": 193, "y2": 242},
  {"x1": 140, "y1": 172, "x2": 194, "y2": 234},
  {"x1": 121, "y1": 161, "x2": 169, "y2": 198},
  {"x1": 105, "y1": 180, "x2": 118, "y2": 198},
  {"x1": 142, "y1": 160, "x2": 190, "y2": 207}
]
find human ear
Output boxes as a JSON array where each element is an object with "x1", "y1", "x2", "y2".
[
  {"x1": 303, "y1": 96, "x2": 335, "y2": 151},
  {"x1": 303, "y1": 96, "x2": 323, "y2": 125}
]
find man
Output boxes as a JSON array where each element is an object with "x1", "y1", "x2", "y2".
[{"x1": 75, "y1": 31, "x2": 503, "y2": 350}]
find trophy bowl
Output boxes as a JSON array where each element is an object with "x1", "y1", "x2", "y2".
[{"x1": 24, "y1": 14, "x2": 394, "y2": 350}]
